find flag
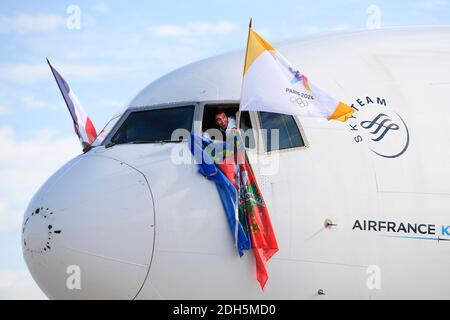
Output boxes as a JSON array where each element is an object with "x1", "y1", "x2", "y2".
[
  {"x1": 240, "y1": 25, "x2": 354, "y2": 122},
  {"x1": 190, "y1": 134, "x2": 278, "y2": 289},
  {"x1": 191, "y1": 135, "x2": 251, "y2": 257},
  {"x1": 47, "y1": 59, "x2": 97, "y2": 146}
]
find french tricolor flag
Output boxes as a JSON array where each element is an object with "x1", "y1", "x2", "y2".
[{"x1": 47, "y1": 59, "x2": 97, "y2": 148}]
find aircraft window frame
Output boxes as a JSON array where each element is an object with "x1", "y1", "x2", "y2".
[
  {"x1": 236, "y1": 110, "x2": 258, "y2": 151},
  {"x1": 238, "y1": 111, "x2": 257, "y2": 150},
  {"x1": 102, "y1": 102, "x2": 200, "y2": 147},
  {"x1": 254, "y1": 112, "x2": 309, "y2": 155},
  {"x1": 91, "y1": 114, "x2": 121, "y2": 147},
  {"x1": 199, "y1": 100, "x2": 309, "y2": 155},
  {"x1": 200, "y1": 102, "x2": 258, "y2": 151}
]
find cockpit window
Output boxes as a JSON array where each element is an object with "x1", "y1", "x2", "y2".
[
  {"x1": 110, "y1": 105, "x2": 194, "y2": 145},
  {"x1": 92, "y1": 114, "x2": 121, "y2": 147},
  {"x1": 258, "y1": 112, "x2": 305, "y2": 152}
]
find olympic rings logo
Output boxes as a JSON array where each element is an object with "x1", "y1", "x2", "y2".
[{"x1": 290, "y1": 96, "x2": 309, "y2": 108}]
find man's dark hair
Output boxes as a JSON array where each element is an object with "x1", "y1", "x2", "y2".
[{"x1": 214, "y1": 108, "x2": 227, "y2": 118}]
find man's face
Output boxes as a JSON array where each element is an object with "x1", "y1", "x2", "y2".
[{"x1": 215, "y1": 112, "x2": 229, "y2": 130}]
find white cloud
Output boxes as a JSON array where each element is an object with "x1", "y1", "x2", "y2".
[
  {"x1": 0, "y1": 269, "x2": 18, "y2": 289},
  {"x1": 0, "y1": 269, "x2": 46, "y2": 299},
  {"x1": 412, "y1": 0, "x2": 448, "y2": 9},
  {"x1": 21, "y1": 95, "x2": 48, "y2": 109},
  {"x1": 0, "y1": 63, "x2": 133, "y2": 84},
  {"x1": 57, "y1": 63, "x2": 132, "y2": 78},
  {"x1": 0, "y1": 126, "x2": 79, "y2": 232},
  {"x1": 0, "y1": 63, "x2": 48, "y2": 84},
  {"x1": 0, "y1": 200, "x2": 21, "y2": 232},
  {"x1": 149, "y1": 25, "x2": 190, "y2": 37},
  {"x1": 98, "y1": 99, "x2": 125, "y2": 109},
  {"x1": 0, "y1": 13, "x2": 66, "y2": 34},
  {"x1": 148, "y1": 20, "x2": 237, "y2": 38},
  {"x1": 300, "y1": 24, "x2": 353, "y2": 35},
  {"x1": 92, "y1": 2, "x2": 110, "y2": 14},
  {"x1": 188, "y1": 21, "x2": 236, "y2": 34},
  {"x1": 301, "y1": 25, "x2": 321, "y2": 35},
  {"x1": 0, "y1": 104, "x2": 7, "y2": 115}
]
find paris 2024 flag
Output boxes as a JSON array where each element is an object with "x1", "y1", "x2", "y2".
[
  {"x1": 47, "y1": 59, "x2": 98, "y2": 148},
  {"x1": 240, "y1": 27, "x2": 354, "y2": 122}
]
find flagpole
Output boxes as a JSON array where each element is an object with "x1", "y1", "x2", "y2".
[
  {"x1": 242, "y1": 18, "x2": 253, "y2": 77},
  {"x1": 238, "y1": 18, "x2": 253, "y2": 120}
]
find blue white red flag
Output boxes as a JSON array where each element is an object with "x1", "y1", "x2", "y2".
[{"x1": 47, "y1": 59, "x2": 97, "y2": 147}]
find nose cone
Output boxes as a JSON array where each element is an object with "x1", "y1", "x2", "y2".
[{"x1": 22, "y1": 155, "x2": 155, "y2": 299}]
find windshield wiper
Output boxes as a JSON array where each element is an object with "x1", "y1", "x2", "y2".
[
  {"x1": 105, "y1": 139, "x2": 183, "y2": 148},
  {"x1": 105, "y1": 141, "x2": 116, "y2": 149},
  {"x1": 131, "y1": 139, "x2": 183, "y2": 144}
]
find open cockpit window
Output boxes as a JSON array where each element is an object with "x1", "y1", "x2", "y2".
[
  {"x1": 202, "y1": 104, "x2": 239, "y2": 141},
  {"x1": 201, "y1": 104, "x2": 305, "y2": 152},
  {"x1": 109, "y1": 105, "x2": 194, "y2": 145},
  {"x1": 202, "y1": 104, "x2": 256, "y2": 149}
]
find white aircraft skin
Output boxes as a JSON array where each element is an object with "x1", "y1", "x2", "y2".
[{"x1": 22, "y1": 26, "x2": 450, "y2": 299}]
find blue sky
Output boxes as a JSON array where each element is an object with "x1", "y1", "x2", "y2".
[{"x1": 0, "y1": 0, "x2": 449, "y2": 299}]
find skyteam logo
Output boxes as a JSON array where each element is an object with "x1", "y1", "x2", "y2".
[
  {"x1": 348, "y1": 96, "x2": 410, "y2": 159},
  {"x1": 360, "y1": 114, "x2": 400, "y2": 142}
]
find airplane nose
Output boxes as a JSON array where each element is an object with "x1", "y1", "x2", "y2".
[{"x1": 22, "y1": 155, "x2": 155, "y2": 299}]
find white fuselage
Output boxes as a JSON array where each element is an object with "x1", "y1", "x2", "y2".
[{"x1": 22, "y1": 26, "x2": 450, "y2": 299}]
